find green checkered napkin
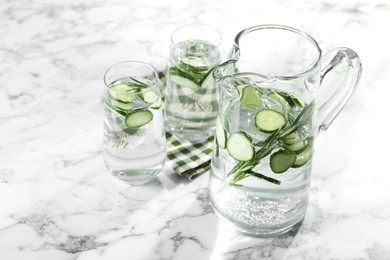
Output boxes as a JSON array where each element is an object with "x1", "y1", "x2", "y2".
[
  {"x1": 109, "y1": 110, "x2": 214, "y2": 179},
  {"x1": 165, "y1": 132, "x2": 214, "y2": 180},
  {"x1": 161, "y1": 70, "x2": 215, "y2": 179}
]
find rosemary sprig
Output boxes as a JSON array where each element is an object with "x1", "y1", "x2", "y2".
[{"x1": 221, "y1": 101, "x2": 314, "y2": 189}]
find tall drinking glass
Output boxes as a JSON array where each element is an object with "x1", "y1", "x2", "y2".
[
  {"x1": 165, "y1": 23, "x2": 222, "y2": 142},
  {"x1": 103, "y1": 61, "x2": 166, "y2": 184}
]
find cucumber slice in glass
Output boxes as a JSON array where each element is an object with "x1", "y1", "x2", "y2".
[
  {"x1": 255, "y1": 109, "x2": 286, "y2": 132},
  {"x1": 125, "y1": 109, "x2": 153, "y2": 128},
  {"x1": 200, "y1": 66, "x2": 217, "y2": 88},
  {"x1": 111, "y1": 99, "x2": 133, "y2": 111},
  {"x1": 109, "y1": 83, "x2": 137, "y2": 103},
  {"x1": 270, "y1": 150, "x2": 296, "y2": 173},
  {"x1": 181, "y1": 56, "x2": 210, "y2": 71},
  {"x1": 104, "y1": 99, "x2": 126, "y2": 117},
  {"x1": 169, "y1": 67, "x2": 200, "y2": 89},
  {"x1": 142, "y1": 91, "x2": 159, "y2": 104},
  {"x1": 227, "y1": 132, "x2": 254, "y2": 161},
  {"x1": 151, "y1": 96, "x2": 162, "y2": 109}
]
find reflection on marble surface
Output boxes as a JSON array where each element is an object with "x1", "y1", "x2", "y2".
[{"x1": 1, "y1": 0, "x2": 390, "y2": 259}]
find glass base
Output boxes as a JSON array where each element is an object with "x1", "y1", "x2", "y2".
[
  {"x1": 209, "y1": 199, "x2": 305, "y2": 238},
  {"x1": 167, "y1": 127, "x2": 214, "y2": 143},
  {"x1": 109, "y1": 169, "x2": 160, "y2": 185}
]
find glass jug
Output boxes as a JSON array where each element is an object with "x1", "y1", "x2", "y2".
[{"x1": 208, "y1": 24, "x2": 362, "y2": 237}]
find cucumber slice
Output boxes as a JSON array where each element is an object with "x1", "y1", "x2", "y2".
[
  {"x1": 104, "y1": 99, "x2": 126, "y2": 117},
  {"x1": 226, "y1": 132, "x2": 254, "y2": 161},
  {"x1": 181, "y1": 56, "x2": 210, "y2": 71},
  {"x1": 111, "y1": 99, "x2": 133, "y2": 111},
  {"x1": 283, "y1": 132, "x2": 308, "y2": 152},
  {"x1": 255, "y1": 109, "x2": 286, "y2": 132},
  {"x1": 293, "y1": 144, "x2": 313, "y2": 167},
  {"x1": 216, "y1": 117, "x2": 226, "y2": 149},
  {"x1": 277, "y1": 91, "x2": 305, "y2": 107},
  {"x1": 200, "y1": 66, "x2": 216, "y2": 88},
  {"x1": 236, "y1": 84, "x2": 247, "y2": 98},
  {"x1": 268, "y1": 92, "x2": 291, "y2": 112},
  {"x1": 124, "y1": 109, "x2": 153, "y2": 128},
  {"x1": 170, "y1": 75, "x2": 199, "y2": 89},
  {"x1": 151, "y1": 96, "x2": 162, "y2": 109},
  {"x1": 270, "y1": 150, "x2": 296, "y2": 174},
  {"x1": 240, "y1": 85, "x2": 262, "y2": 108},
  {"x1": 283, "y1": 132, "x2": 301, "y2": 145},
  {"x1": 285, "y1": 139, "x2": 308, "y2": 152},
  {"x1": 109, "y1": 83, "x2": 137, "y2": 103},
  {"x1": 169, "y1": 67, "x2": 200, "y2": 89},
  {"x1": 142, "y1": 90, "x2": 159, "y2": 104}
]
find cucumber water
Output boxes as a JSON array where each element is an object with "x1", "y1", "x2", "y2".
[
  {"x1": 209, "y1": 83, "x2": 314, "y2": 235},
  {"x1": 165, "y1": 39, "x2": 221, "y2": 141},
  {"x1": 103, "y1": 76, "x2": 166, "y2": 184}
]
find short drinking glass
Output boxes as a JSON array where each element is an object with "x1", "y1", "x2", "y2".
[
  {"x1": 103, "y1": 61, "x2": 166, "y2": 184},
  {"x1": 165, "y1": 23, "x2": 222, "y2": 142}
]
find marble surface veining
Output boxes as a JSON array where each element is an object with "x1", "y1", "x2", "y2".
[{"x1": 1, "y1": 0, "x2": 390, "y2": 259}]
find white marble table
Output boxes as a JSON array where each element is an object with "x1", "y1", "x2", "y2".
[{"x1": 1, "y1": 0, "x2": 390, "y2": 259}]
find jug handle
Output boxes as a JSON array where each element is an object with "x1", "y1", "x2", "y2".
[{"x1": 316, "y1": 47, "x2": 362, "y2": 134}]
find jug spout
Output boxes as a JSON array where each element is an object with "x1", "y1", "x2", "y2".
[{"x1": 213, "y1": 60, "x2": 237, "y2": 82}]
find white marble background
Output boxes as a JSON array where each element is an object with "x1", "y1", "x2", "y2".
[{"x1": 1, "y1": 0, "x2": 390, "y2": 259}]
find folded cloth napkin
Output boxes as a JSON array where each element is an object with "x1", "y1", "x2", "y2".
[
  {"x1": 165, "y1": 132, "x2": 214, "y2": 180},
  {"x1": 108, "y1": 109, "x2": 214, "y2": 180}
]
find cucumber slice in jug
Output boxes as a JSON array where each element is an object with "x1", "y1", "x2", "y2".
[
  {"x1": 285, "y1": 139, "x2": 308, "y2": 152},
  {"x1": 240, "y1": 85, "x2": 262, "y2": 108},
  {"x1": 215, "y1": 117, "x2": 226, "y2": 149},
  {"x1": 226, "y1": 132, "x2": 254, "y2": 161},
  {"x1": 283, "y1": 132, "x2": 308, "y2": 152},
  {"x1": 293, "y1": 144, "x2": 313, "y2": 167},
  {"x1": 236, "y1": 84, "x2": 247, "y2": 98},
  {"x1": 255, "y1": 109, "x2": 286, "y2": 132},
  {"x1": 277, "y1": 91, "x2": 305, "y2": 107},
  {"x1": 125, "y1": 109, "x2": 153, "y2": 128},
  {"x1": 270, "y1": 149, "x2": 296, "y2": 173},
  {"x1": 268, "y1": 92, "x2": 291, "y2": 112}
]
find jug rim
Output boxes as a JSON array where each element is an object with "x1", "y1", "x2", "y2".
[{"x1": 222, "y1": 24, "x2": 322, "y2": 80}]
